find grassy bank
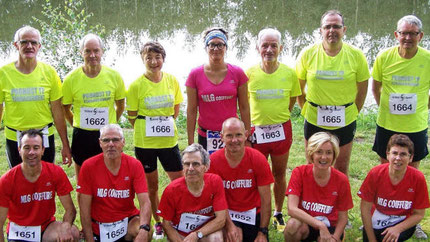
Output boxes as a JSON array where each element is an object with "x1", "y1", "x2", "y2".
[{"x1": 0, "y1": 107, "x2": 429, "y2": 241}]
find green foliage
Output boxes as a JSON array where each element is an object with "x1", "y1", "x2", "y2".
[{"x1": 32, "y1": 0, "x2": 105, "y2": 78}]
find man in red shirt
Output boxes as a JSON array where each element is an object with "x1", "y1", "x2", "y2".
[
  {"x1": 208, "y1": 117, "x2": 274, "y2": 242},
  {"x1": 157, "y1": 143, "x2": 228, "y2": 241},
  {"x1": 0, "y1": 129, "x2": 79, "y2": 242},
  {"x1": 78, "y1": 124, "x2": 151, "y2": 241}
]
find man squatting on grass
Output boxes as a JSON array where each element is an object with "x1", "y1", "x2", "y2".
[{"x1": 0, "y1": 129, "x2": 79, "y2": 242}]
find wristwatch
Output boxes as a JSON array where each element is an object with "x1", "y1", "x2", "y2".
[
  {"x1": 139, "y1": 224, "x2": 150, "y2": 232},
  {"x1": 197, "y1": 231, "x2": 204, "y2": 239},
  {"x1": 259, "y1": 227, "x2": 269, "y2": 235}
]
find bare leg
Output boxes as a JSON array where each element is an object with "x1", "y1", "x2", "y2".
[
  {"x1": 271, "y1": 152, "x2": 289, "y2": 213},
  {"x1": 333, "y1": 141, "x2": 353, "y2": 175},
  {"x1": 145, "y1": 170, "x2": 161, "y2": 222}
]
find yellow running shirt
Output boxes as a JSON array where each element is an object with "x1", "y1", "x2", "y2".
[
  {"x1": 372, "y1": 46, "x2": 430, "y2": 132},
  {"x1": 126, "y1": 72, "x2": 183, "y2": 148},
  {"x1": 62, "y1": 65, "x2": 126, "y2": 130},
  {"x1": 247, "y1": 63, "x2": 301, "y2": 125},
  {"x1": 0, "y1": 62, "x2": 62, "y2": 140},
  {"x1": 296, "y1": 43, "x2": 370, "y2": 129}
]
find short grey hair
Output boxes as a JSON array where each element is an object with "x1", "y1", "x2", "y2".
[
  {"x1": 80, "y1": 33, "x2": 104, "y2": 52},
  {"x1": 14, "y1": 26, "x2": 41, "y2": 43},
  {"x1": 397, "y1": 15, "x2": 422, "y2": 32},
  {"x1": 100, "y1": 124, "x2": 124, "y2": 139},
  {"x1": 257, "y1": 28, "x2": 281, "y2": 46},
  {"x1": 182, "y1": 143, "x2": 210, "y2": 166}
]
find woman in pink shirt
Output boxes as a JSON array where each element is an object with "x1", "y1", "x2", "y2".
[{"x1": 186, "y1": 27, "x2": 250, "y2": 154}]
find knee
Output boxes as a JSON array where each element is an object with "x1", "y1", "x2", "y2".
[
  {"x1": 206, "y1": 230, "x2": 224, "y2": 242},
  {"x1": 285, "y1": 218, "x2": 301, "y2": 233}
]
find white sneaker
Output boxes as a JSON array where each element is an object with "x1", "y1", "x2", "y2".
[
  {"x1": 414, "y1": 224, "x2": 428, "y2": 240},
  {"x1": 152, "y1": 222, "x2": 164, "y2": 240}
]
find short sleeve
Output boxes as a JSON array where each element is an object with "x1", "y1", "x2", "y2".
[
  {"x1": 157, "y1": 185, "x2": 175, "y2": 221},
  {"x1": 77, "y1": 162, "x2": 93, "y2": 195},
  {"x1": 295, "y1": 48, "x2": 308, "y2": 80},
  {"x1": 62, "y1": 73, "x2": 73, "y2": 105},
  {"x1": 211, "y1": 175, "x2": 228, "y2": 212},
  {"x1": 0, "y1": 175, "x2": 11, "y2": 207},
  {"x1": 252, "y1": 151, "x2": 274, "y2": 186},
  {"x1": 234, "y1": 66, "x2": 248, "y2": 87},
  {"x1": 54, "y1": 165, "x2": 73, "y2": 196},
  {"x1": 185, "y1": 69, "x2": 197, "y2": 88},
  {"x1": 337, "y1": 175, "x2": 354, "y2": 211},
  {"x1": 357, "y1": 168, "x2": 376, "y2": 202},
  {"x1": 290, "y1": 70, "x2": 302, "y2": 97},
  {"x1": 286, "y1": 167, "x2": 303, "y2": 196},
  {"x1": 173, "y1": 77, "x2": 183, "y2": 105},
  {"x1": 131, "y1": 157, "x2": 148, "y2": 194},
  {"x1": 412, "y1": 172, "x2": 430, "y2": 210},
  {"x1": 47, "y1": 65, "x2": 63, "y2": 101},
  {"x1": 371, "y1": 51, "x2": 383, "y2": 82},
  {"x1": 126, "y1": 79, "x2": 139, "y2": 111},
  {"x1": 356, "y1": 50, "x2": 370, "y2": 82},
  {"x1": 114, "y1": 72, "x2": 126, "y2": 100}
]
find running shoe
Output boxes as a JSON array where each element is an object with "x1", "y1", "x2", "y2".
[
  {"x1": 273, "y1": 213, "x2": 286, "y2": 232},
  {"x1": 153, "y1": 222, "x2": 164, "y2": 240},
  {"x1": 414, "y1": 224, "x2": 428, "y2": 240}
]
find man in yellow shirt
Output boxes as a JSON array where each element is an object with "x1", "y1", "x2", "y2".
[
  {"x1": 0, "y1": 26, "x2": 71, "y2": 168},
  {"x1": 296, "y1": 10, "x2": 369, "y2": 175},
  {"x1": 371, "y1": 15, "x2": 430, "y2": 239}
]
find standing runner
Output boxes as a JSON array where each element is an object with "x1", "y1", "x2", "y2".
[
  {"x1": 247, "y1": 28, "x2": 301, "y2": 231},
  {"x1": 63, "y1": 33, "x2": 126, "y2": 181},
  {"x1": 126, "y1": 41, "x2": 183, "y2": 240}
]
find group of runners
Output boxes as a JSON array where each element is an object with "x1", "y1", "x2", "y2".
[{"x1": 0, "y1": 8, "x2": 429, "y2": 242}]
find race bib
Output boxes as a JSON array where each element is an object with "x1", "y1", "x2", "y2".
[
  {"x1": 207, "y1": 130, "x2": 224, "y2": 155},
  {"x1": 317, "y1": 106, "x2": 345, "y2": 127},
  {"x1": 314, "y1": 216, "x2": 331, "y2": 227},
  {"x1": 8, "y1": 222, "x2": 41, "y2": 242},
  {"x1": 229, "y1": 208, "x2": 256, "y2": 225},
  {"x1": 145, "y1": 116, "x2": 175, "y2": 137},
  {"x1": 178, "y1": 213, "x2": 211, "y2": 233},
  {"x1": 99, "y1": 217, "x2": 128, "y2": 242},
  {"x1": 389, "y1": 93, "x2": 417, "y2": 115},
  {"x1": 371, "y1": 209, "x2": 406, "y2": 229},
  {"x1": 80, "y1": 107, "x2": 108, "y2": 129},
  {"x1": 254, "y1": 124, "x2": 285, "y2": 144},
  {"x1": 16, "y1": 126, "x2": 49, "y2": 148}
]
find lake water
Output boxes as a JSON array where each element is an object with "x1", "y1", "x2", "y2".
[{"x1": 1, "y1": 0, "x2": 430, "y2": 108}]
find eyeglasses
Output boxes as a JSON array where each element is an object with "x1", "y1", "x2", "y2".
[
  {"x1": 388, "y1": 151, "x2": 410, "y2": 158},
  {"x1": 207, "y1": 43, "x2": 226, "y2": 50},
  {"x1": 397, "y1": 31, "x2": 421, "y2": 37},
  {"x1": 321, "y1": 24, "x2": 343, "y2": 30},
  {"x1": 19, "y1": 40, "x2": 39, "y2": 46},
  {"x1": 100, "y1": 137, "x2": 122, "y2": 144}
]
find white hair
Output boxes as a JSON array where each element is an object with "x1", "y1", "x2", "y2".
[
  {"x1": 79, "y1": 33, "x2": 104, "y2": 52},
  {"x1": 257, "y1": 28, "x2": 281, "y2": 45},
  {"x1": 397, "y1": 15, "x2": 422, "y2": 31},
  {"x1": 100, "y1": 124, "x2": 124, "y2": 139},
  {"x1": 14, "y1": 26, "x2": 41, "y2": 43}
]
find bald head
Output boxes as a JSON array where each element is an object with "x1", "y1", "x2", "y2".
[{"x1": 222, "y1": 117, "x2": 245, "y2": 133}]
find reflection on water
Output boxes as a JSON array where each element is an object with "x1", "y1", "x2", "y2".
[{"x1": 1, "y1": 0, "x2": 430, "y2": 100}]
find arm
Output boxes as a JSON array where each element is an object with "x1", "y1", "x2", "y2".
[
  {"x1": 289, "y1": 97, "x2": 296, "y2": 112},
  {"x1": 115, "y1": 99, "x2": 125, "y2": 122},
  {"x1": 127, "y1": 111, "x2": 137, "y2": 128},
  {"x1": 186, "y1": 87, "x2": 198, "y2": 145},
  {"x1": 162, "y1": 219, "x2": 183, "y2": 242},
  {"x1": 79, "y1": 193, "x2": 94, "y2": 242},
  {"x1": 50, "y1": 99, "x2": 72, "y2": 166},
  {"x1": 372, "y1": 79, "x2": 382, "y2": 106},
  {"x1": 355, "y1": 80, "x2": 369, "y2": 112},
  {"x1": 0, "y1": 206, "x2": 8, "y2": 242},
  {"x1": 57, "y1": 194, "x2": 77, "y2": 241},
  {"x1": 184, "y1": 210, "x2": 227, "y2": 241},
  {"x1": 381, "y1": 209, "x2": 425, "y2": 242},
  {"x1": 238, "y1": 84, "x2": 251, "y2": 132},
  {"x1": 255, "y1": 185, "x2": 271, "y2": 242},
  {"x1": 360, "y1": 200, "x2": 377, "y2": 242},
  {"x1": 331, "y1": 210, "x2": 348, "y2": 241},
  {"x1": 63, "y1": 104, "x2": 73, "y2": 126},
  {"x1": 287, "y1": 195, "x2": 331, "y2": 241},
  {"x1": 297, "y1": 79, "x2": 307, "y2": 108},
  {"x1": 0, "y1": 104, "x2": 3, "y2": 124},
  {"x1": 134, "y1": 193, "x2": 152, "y2": 242},
  {"x1": 174, "y1": 104, "x2": 180, "y2": 119}
]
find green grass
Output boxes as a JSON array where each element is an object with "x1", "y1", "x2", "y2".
[{"x1": 1, "y1": 107, "x2": 429, "y2": 241}]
